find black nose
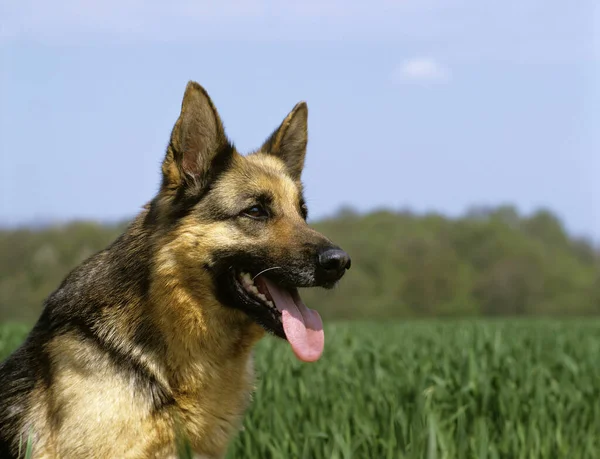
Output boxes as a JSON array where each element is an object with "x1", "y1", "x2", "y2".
[{"x1": 318, "y1": 248, "x2": 351, "y2": 275}]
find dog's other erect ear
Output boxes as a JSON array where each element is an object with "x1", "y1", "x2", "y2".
[
  {"x1": 161, "y1": 81, "x2": 233, "y2": 195},
  {"x1": 261, "y1": 102, "x2": 308, "y2": 181}
]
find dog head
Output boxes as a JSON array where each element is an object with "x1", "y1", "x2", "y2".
[{"x1": 149, "y1": 81, "x2": 350, "y2": 361}]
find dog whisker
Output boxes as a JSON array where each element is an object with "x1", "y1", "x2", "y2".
[{"x1": 252, "y1": 267, "x2": 282, "y2": 281}]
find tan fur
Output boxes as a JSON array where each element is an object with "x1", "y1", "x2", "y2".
[
  {"x1": 37, "y1": 334, "x2": 172, "y2": 458},
  {"x1": 0, "y1": 81, "x2": 349, "y2": 459},
  {"x1": 19, "y1": 229, "x2": 265, "y2": 458},
  {"x1": 147, "y1": 222, "x2": 265, "y2": 457}
]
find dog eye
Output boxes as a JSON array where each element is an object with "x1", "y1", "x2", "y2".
[{"x1": 242, "y1": 205, "x2": 269, "y2": 219}]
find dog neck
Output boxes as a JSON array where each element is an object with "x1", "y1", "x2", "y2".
[{"x1": 147, "y1": 245, "x2": 265, "y2": 382}]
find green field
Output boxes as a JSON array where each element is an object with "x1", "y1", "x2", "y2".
[{"x1": 1, "y1": 320, "x2": 599, "y2": 458}]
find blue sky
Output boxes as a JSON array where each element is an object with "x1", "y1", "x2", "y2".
[{"x1": 1, "y1": 0, "x2": 598, "y2": 240}]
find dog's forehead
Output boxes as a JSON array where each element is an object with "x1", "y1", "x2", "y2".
[
  {"x1": 242, "y1": 153, "x2": 288, "y2": 176},
  {"x1": 214, "y1": 153, "x2": 300, "y2": 201}
]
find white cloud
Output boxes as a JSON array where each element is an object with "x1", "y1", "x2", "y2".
[{"x1": 392, "y1": 57, "x2": 451, "y2": 84}]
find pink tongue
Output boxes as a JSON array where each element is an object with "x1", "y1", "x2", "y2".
[{"x1": 261, "y1": 278, "x2": 324, "y2": 362}]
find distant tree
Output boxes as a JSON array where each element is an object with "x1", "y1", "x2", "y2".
[{"x1": 0, "y1": 207, "x2": 598, "y2": 323}]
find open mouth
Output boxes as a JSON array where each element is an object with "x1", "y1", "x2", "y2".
[
  {"x1": 233, "y1": 271, "x2": 325, "y2": 362},
  {"x1": 237, "y1": 272, "x2": 276, "y2": 309}
]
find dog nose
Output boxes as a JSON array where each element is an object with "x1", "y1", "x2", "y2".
[{"x1": 318, "y1": 248, "x2": 351, "y2": 275}]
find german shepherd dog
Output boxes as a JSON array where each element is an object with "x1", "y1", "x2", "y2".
[{"x1": 0, "y1": 81, "x2": 350, "y2": 458}]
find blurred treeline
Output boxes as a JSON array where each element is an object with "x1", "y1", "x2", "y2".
[{"x1": 1, "y1": 205, "x2": 598, "y2": 323}]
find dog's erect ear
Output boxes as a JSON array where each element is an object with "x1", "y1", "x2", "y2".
[
  {"x1": 260, "y1": 102, "x2": 308, "y2": 181},
  {"x1": 161, "y1": 81, "x2": 232, "y2": 195}
]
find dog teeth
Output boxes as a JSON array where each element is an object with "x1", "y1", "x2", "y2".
[
  {"x1": 238, "y1": 271, "x2": 275, "y2": 308},
  {"x1": 240, "y1": 272, "x2": 255, "y2": 289}
]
